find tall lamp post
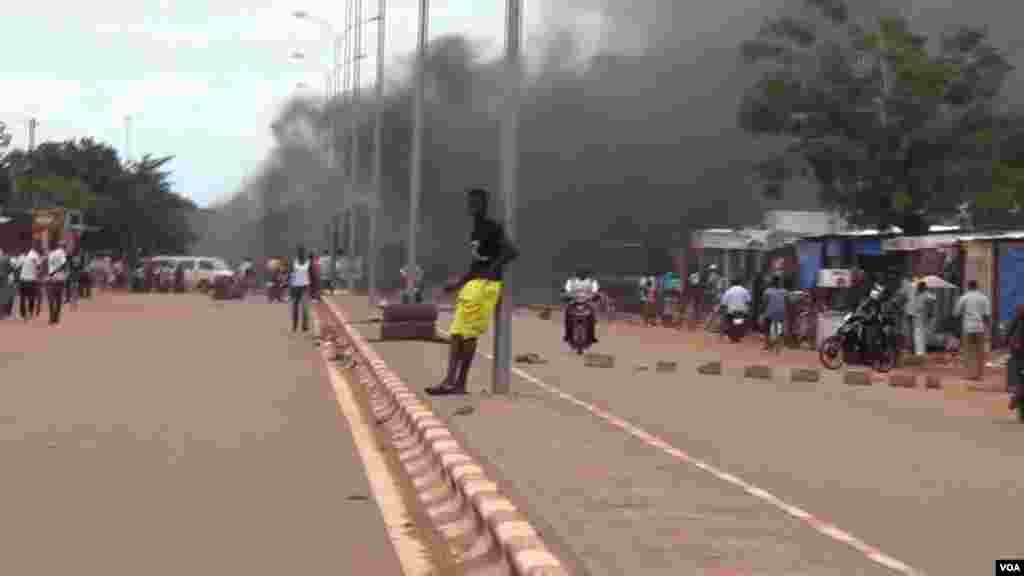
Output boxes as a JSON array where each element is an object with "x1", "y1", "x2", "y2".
[
  {"x1": 406, "y1": 0, "x2": 427, "y2": 296},
  {"x1": 492, "y1": 0, "x2": 522, "y2": 394},
  {"x1": 368, "y1": 0, "x2": 385, "y2": 307}
]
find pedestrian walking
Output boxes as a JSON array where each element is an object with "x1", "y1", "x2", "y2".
[
  {"x1": 45, "y1": 241, "x2": 69, "y2": 325},
  {"x1": 760, "y1": 275, "x2": 787, "y2": 352},
  {"x1": 0, "y1": 248, "x2": 14, "y2": 319},
  {"x1": 18, "y1": 244, "x2": 42, "y2": 321},
  {"x1": 639, "y1": 273, "x2": 657, "y2": 326},
  {"x1": 288, "y1": 246, "x2": 311, "y2": 333},
  {"x1": 907, "y1": 281, "x2": 936, "y2": 356},
  {"x1": 954, "y1": 280, "x2": 992, "y2": 380},
  {"x1": 685, "y1": 268, "x2": 703, "y2": 328},
  {"x1": 1005, "y1": 304, "x2": 1024, "y2": 405}
]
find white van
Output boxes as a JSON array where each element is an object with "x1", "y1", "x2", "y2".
[{"x1": 150, "y1": 256, "x2": 232, "y2": 291}]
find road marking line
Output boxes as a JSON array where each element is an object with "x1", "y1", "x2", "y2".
[
  {"x1": 437, "y1": 325, "x2": 923, "y2": 575},
  {"x1": 322, "y1": 351, "x2": 438, "y2": 576}
]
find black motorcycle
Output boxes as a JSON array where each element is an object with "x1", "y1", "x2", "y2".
[
  {"x1": 564, "y1": 290, "x2": 599, "y2": 355},
  {"x1": 725, "y1": 310, "x2": 750, "y2": 343},
  {"x1": 819, "y1": 300, "x2": 897, "y2": 372}
]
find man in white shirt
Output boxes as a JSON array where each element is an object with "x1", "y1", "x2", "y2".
[
  {"x1": 46, "y1": 240, "x2": 69, "y2": 325},
  {"x1": 18, "y1": 244, "x2": 42, "y2": 321},
  {"x1": 720, "y1": 277, "x2": 752, "y2": 315},
  {"x1": 954, "y1": 280, "x2": 992, "y2": 380}
]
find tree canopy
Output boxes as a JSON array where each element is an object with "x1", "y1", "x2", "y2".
[
  {"x1": 739, "y1": 0, "x2": 1020, "y2": 232},
  {"x1": 0, "y1": 137, "x2": 196, "y2": 256}
]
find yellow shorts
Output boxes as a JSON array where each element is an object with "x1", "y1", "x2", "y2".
[{"x1": 449, "y1": 279, "x2": 502, "y2": 338}]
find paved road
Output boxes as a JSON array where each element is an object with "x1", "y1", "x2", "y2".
[
  {"x1": 0, "y1": 293, "x2": 409, "y2": 575},
  {"x1": 338, "y1": 294, "x2": 1024, "y2": 576}
]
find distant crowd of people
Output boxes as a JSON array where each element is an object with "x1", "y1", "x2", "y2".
[{"x1": 0, "y1": 242, "x2": 123, "y2": 325}]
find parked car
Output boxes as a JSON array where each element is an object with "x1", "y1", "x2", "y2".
[{"x1": 148, "y1": 256, "x2": 231, "y2": 291}]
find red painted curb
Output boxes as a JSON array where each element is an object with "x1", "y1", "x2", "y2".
[{"x1": 317, "y1": 300, "x2": 569, "y2": 576}]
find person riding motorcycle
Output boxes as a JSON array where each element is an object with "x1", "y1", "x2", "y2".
[
  {"x1": 563, "y1": 268, "x2": 600, "y2": 345},
  {"x1": 847, "y1": 283, "x2": 891, "y2": 356},
  {"x1": 719, "y1": 276, "x2": 751, "y2": 336}
]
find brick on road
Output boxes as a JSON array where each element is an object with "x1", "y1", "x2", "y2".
[
  {"x1": 337, "y1": 294, "x2": 1024, "y2": 576},
  {"x1": 0, "y1": 293, "x2": 408, "y2": 575}
]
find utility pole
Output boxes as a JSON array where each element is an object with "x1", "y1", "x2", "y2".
[
  {"x1": 368, "y1": 0, "x2": 386, "y2": 307},
  {"x1": 349, "y1": 0, "x2": 363, "y2": 293},
  {"x1": 492, "y1": 0, "x2": 522, "y2": 395},
  {"x1": 406, "y1": 0, "x2": 427, "y2": 284},
  {"x1": 27, "y1": 118, "x2": 39, "y2": 209}
]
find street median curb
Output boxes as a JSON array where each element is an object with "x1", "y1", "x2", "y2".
[{"x1": 317, "y1": 299, "x2": 569, "y2": 576}]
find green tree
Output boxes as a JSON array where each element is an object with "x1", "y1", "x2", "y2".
[
  {"x1": 14, "y1": 174, "x2": 97, "y2": 210},
  {"x1": 739, "y1": 0, "x2": 1016, "y2": 232},
  {"x1": 0, "y1": 139, "x2": 196, "y2": 256}
]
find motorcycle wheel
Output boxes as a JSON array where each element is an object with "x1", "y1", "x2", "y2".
[
  {"x1": 573, "y1": 322, "x2": 587, "y2": 355},
  {"x1": 819, "y1": 335, "x2": 845, "y2": 370},
  {"x1": 873, "y1": 348, "x2": 896, "y2": 373}
]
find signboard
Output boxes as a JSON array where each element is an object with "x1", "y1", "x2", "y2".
[
  {"x1": 817, "y1": 268, "x2": 852, "y2": 288},
  {"x1": 692, "y1": 231, "x2": 756, "y2": 251},
  {"x1": 882, "y1": 235, "x2": 960, "y2": 251}
]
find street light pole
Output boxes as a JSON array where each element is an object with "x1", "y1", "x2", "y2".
[
  {"x1": 406, "y1": 0, "x2": 427, "y2": 281},
  {"x1": 368, "y1": 0, "x2": 385, "y2": 307},
  {"x1": 347, "y1": 0, "x2": 363, "y2": 292},
  {"x1": 492, "y1": 0, "x2": 522, "y2": 395}
]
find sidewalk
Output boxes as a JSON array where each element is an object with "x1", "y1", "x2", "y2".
[{"x1": 0, "y1": 293, "x2": 407, "y2": 575}]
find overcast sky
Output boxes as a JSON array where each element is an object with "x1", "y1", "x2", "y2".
[{"x1": 0, "y1": 0, "x2": 603, "y2": 207}]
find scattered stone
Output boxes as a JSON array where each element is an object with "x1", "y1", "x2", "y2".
[
  {"x1": 539, "y1": 308, "x2": 553, "y2": 320},
  {"x1": 925, "y1": 375, "x2": 942, "y2": 390},
  {"x1": 844, "y1": 371, "x2": 872, "y2": 386},
  {"x1": 515, "y1": 353, "x2": 548, "y2": 364},
  {"x1": 47, "y1": 441, "x2": 57, "y2": 449},
  {"x1": 743, "y1": 365, "x2": 773, "y2": 380},
  {"x1": 901, "y1": 355, "x2": 927, "y2": 367},
  {"x1": 697, "y1": 361, "x2": 722, "y2": 376},
  {"x1": 584, "y1": 354, "x2": 615, "y2": 368},
  {"x1": 655, "y1": 361, "x2": 678, "y2": 374},
  {"x1": 346, "y1": 494, "x2": 370, "y2": 502},
  {"x1": 634, "y1": 365, "x2": 650, "y2": 373},
  {"x1": 889, "y1": 374, "x2": 917, "y2": 388},
  {"x1": 790, "y1": 368, "x2": 820, "y2": 383},
  {"x1": 453, "y1": 406, "x2": 475, "y2": 417}
]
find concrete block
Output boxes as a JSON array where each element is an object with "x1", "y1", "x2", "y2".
[
  {"x1": 744, "y1": 365, "x2": 773, "y2": 380},
  {"x1": 901, "y1": 355, "x2": 927, "y2": 367},
  {"x1": 697, "y1": 361, "x2": 722, "y2": 376},
  {"x1": 790, "y1": 368, "x2": 821, "y2": 383},
  {"x1": 655, "y1": 361, "x2": 678, "y2": 374},
  {"x1": 844, "y1": 371, "x2": 872, "y2": 386},
  {"x1": 889, "y1": 374, "x2": 917, "y2": 388},
  {"x1": 584, "y1": 354, "x2": 614, "y2": 368}
]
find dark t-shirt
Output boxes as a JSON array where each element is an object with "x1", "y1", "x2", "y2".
[{"x1": 468, "y1": 217, "x2": 510, "y2": 281}]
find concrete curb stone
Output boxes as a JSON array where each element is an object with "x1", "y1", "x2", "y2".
[{"x1": 317, "y1": 299, "x2": 569, "y2": 576}]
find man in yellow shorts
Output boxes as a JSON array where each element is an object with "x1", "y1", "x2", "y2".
[{"x1": 427, "y1": 188, "x2": 519, "y2": 395}]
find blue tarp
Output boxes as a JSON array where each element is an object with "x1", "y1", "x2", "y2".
[
  {"x1": 855, "y1": 238, "x2": 882, "y2": 256},
  {"x1": 998, "y1": 245, "x2": 1024, "y2": 324},
  {"x1": 798, "y1": 241, "x2": 823, "y2": 289}
]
